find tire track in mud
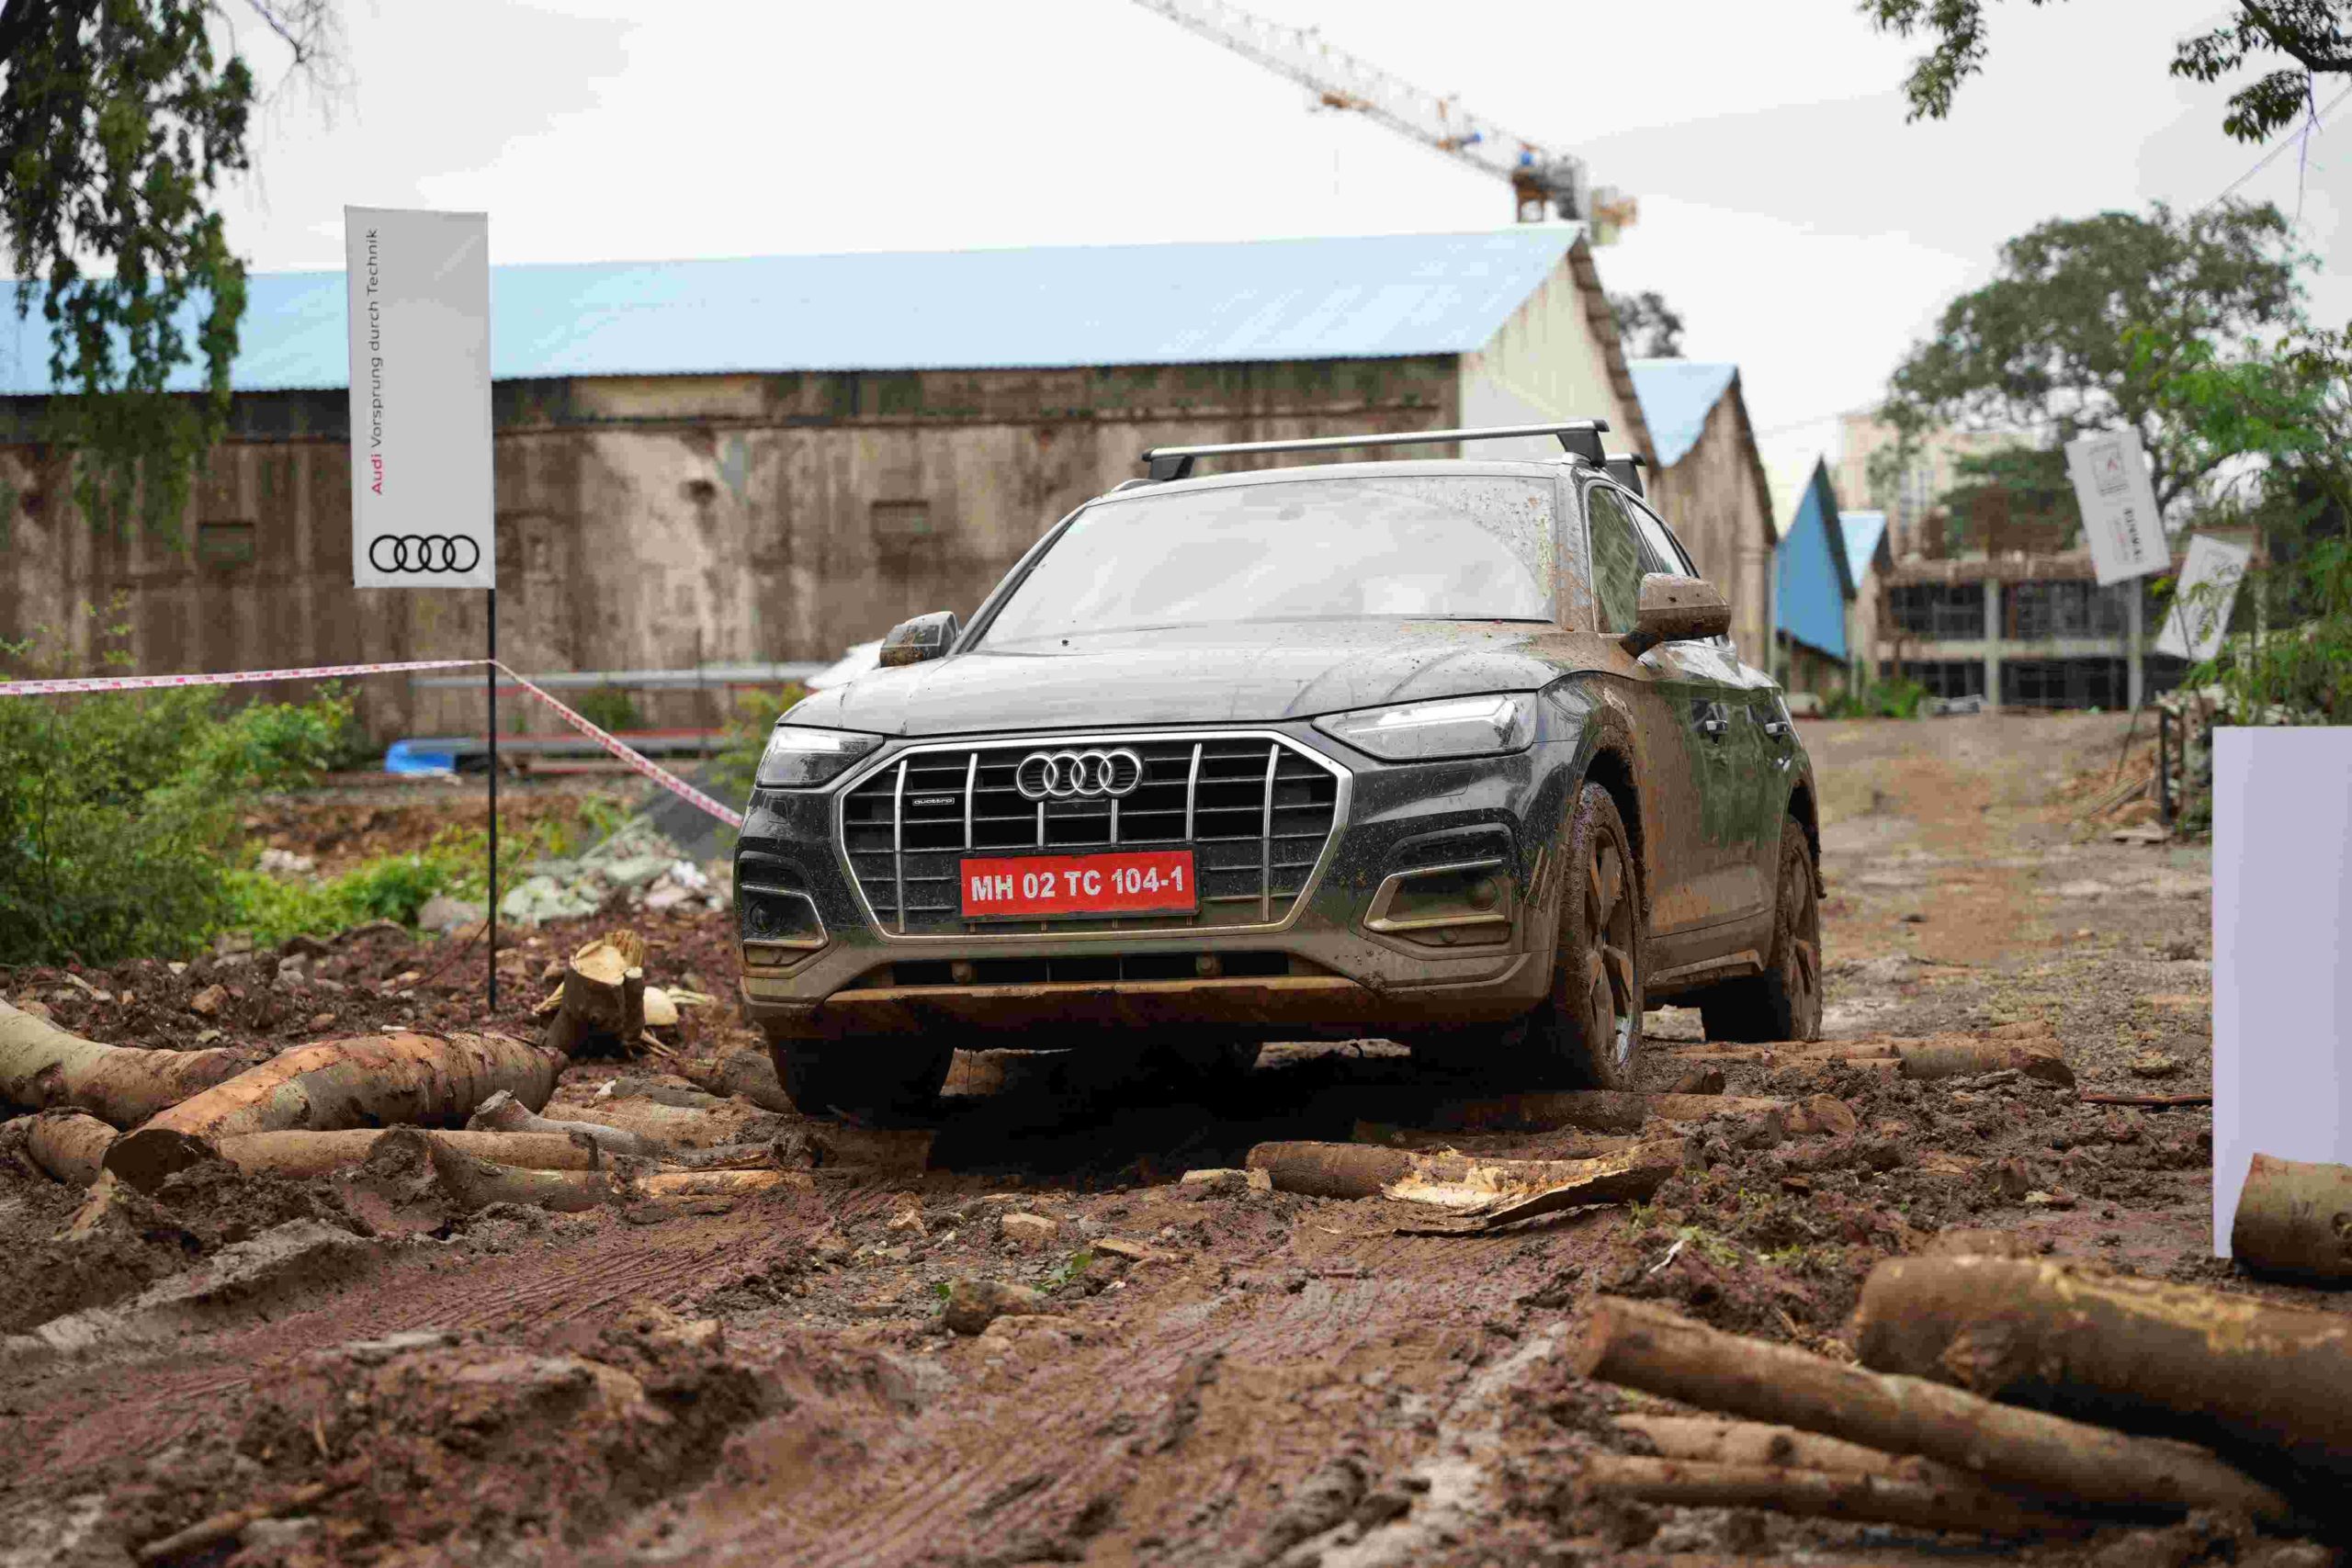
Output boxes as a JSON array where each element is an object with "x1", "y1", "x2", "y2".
[
  {"x1": 633, "y1": 1218, "x2": 1587, "y2": 1567},
  {"x1": 9, "y1": 1205, "x2": 817, "y2": 1486}
]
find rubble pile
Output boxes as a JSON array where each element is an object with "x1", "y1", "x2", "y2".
[{"x1": 497, "y1": 818, "x2": 730, "y2": 928}]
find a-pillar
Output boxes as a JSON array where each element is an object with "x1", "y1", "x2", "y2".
[{"x1": 1981, "y1": 577, "x2": 2002, "y2": 708}]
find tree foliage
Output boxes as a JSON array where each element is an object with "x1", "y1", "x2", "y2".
[
  {"x1": 1936, "y1": 446, "x2": 2078, "y2": 553},
  {"x1": 2138, "y1": 321, "x2": 2352, "y2": 719},
  {"x1": 1610, "y1": 290, "x2": 1685, "y2": 358},
  {"x1": 1880, "y1": 201, "x2": 2305, "y2": 514},
  {"x1": 0, "y1": 0, "x2": 337, "y2": 536},
  {"x1": 1860, "y1": 0, "x2": 2351, "y2": 142}
]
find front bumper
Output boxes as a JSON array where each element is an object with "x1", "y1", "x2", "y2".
[{"x1": 733, "y1": 720, "x2": 1578, "y2": 1045}]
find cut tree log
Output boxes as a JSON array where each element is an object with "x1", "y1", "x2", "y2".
[
  {"x1": 1244, "y1": 1140, "x2": 1682, "y2": 1224},
  {"x1": 1853, "y1": 1256, "x2": 2352, "y2": 1492},
  {"x1": 1895, "y1": 1038, "x2": 2074, "y2": 1087},
  {"x1": 216, "y1": 1127, "x2": 605, "y2": 1179},
  {"x1": 1578, "y1": 1296, "x2": 2295, "y2": 1525},
  {"x1": 25, "y1": 1110, "x2": 116, "y2": 1187},
  {"x1": 1615, "y1": 1414, "x2": 1961, "y2": 1482},
  {"x1": 1412, "y1": 1090, "x2": 1787, "y2": 1137},
  {"x1": 423, "y1": 1135, "x2": 794, "y2": 1212},
  {"x1": 683, "y1": 1047, "x2": 796, "y2": 1113},
  {"x1": 542, "y1": 934, "x2": 647, "y2": 1057},
  {"x1": 0, "y1": 998, "x2": 248, "y2": 1127},
  {"x1": 468, "y1": 1088, "x2": 658, "y2": 1157},
  {"x1": 1577, "y1": 1455, "x2": 2090, "y2": 1539},
  {"x1": 103, "y1": 1032, "x2": 560, "y2": 1191},
  {"x1": 2231, "y1": 1153, "x2": 2352, "y2": 1283}
]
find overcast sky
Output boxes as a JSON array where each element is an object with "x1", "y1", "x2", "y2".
[{"x1": 215, "y1": 0, "x2": 2346, "y2": 487}]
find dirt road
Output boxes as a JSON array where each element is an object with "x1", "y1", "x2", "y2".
[{"x1": 0, "y1": 714, "x2": 2298, "y2": 1568}]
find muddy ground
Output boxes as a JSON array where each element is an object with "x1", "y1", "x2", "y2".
[{"x1": 0, "y1": 714, "x2": 2328, "y2": 1568}]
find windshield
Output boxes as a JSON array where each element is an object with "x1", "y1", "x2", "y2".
[{"x1": 978, "y1": 475, "x2": 1556, "y2": 645}]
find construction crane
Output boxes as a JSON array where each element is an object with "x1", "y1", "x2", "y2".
[{"x1": 1128, "y1": 0, "x2": 1636, "y2": 241}]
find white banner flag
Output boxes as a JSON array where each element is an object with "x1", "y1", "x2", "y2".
[
  {"x1": 2154, "y1": 532, "x2": 2252, "y2": 662},
  {"x1": 346, "y1": 208, "x2": 493, "y2": 589},
  {"x1": 2064, "y1": 426, "x2": 2167, "y2": 587}
]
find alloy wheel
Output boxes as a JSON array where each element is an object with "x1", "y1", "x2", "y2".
[{"x1": 1585, "y1": 830, "x2": 1639, "y2": 1069}]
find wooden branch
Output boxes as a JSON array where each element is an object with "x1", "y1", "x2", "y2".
[
  {"x1": 1579, "y1": 1296, "x2": 2295, "y2": 1524},
  {"x1": 216, "y1": 1127, "x2": 603, "y2": 1179},
  {"x1": 466, "y1": 1087, "x2": 658, "y2": 1156},
  {"x1": 1615, "y1": 1414, "x2": 1952, "y2": 1482},
  {"x1": 2077, "y1": 1090, "x2": 2210, "y2": 1108},
  {"x1": 104, "y1": 1032, "x2": 560, "y2": 1191},
  {"x1": 2231, "y1": 1154, "x2": 2352, "y2": 1283},
  {"x1": 1577, "y1": 1455, "x2": 2091, "y2": 1539},
  {"x1": 1853, "y1": 1256, "x2": 2352, "y2": 1491},
  {"x1": 0, "y1": 998, "x2": 247, "y2": 1128}
]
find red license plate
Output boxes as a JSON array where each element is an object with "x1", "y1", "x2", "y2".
[{"x1": 959, "y1": 850, "x2": 1198, "y2": 919}]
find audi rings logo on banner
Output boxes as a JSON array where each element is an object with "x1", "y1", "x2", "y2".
[
  {"x1": 1015, "y1": 748, "x2": 1145, "y2": 801},
  {"x1": 368, "y1": 534, "x2": 482, "y2": 575}
]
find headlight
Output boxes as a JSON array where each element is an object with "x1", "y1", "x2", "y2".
[
  {"x1": 754, "y1": 725, "x2": 884, "y2": 788},
  {"x1": 1312, "y1": 693, "x2": 1537, "y2": 761}
]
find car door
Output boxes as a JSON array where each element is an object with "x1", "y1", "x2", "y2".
[
  {"x1": 1605, "y1": 486, "x2": 1768, "y2": 924},
  {"x1": 1580, "y1": 482, "x2": 1722, "y2": 935}
]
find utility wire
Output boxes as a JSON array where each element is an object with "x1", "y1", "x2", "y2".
[{"x1": 2199, "y1": 79, "x2": 2351, "y2": 214}]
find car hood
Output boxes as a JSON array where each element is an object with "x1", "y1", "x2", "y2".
[{"x1": 787, "y1": 620, "x2": 1582, "y2": 737}]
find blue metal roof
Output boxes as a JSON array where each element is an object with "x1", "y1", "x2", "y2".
[
  {"x1": 1774, "y1": 459, "x2": 1854, "y2": 660},
  {"x1": 0, "y1": 227, "x2": 1583, "y2": 396},
  {"x1": 1840, "y1": 510, "x2": 1889, "y2": 577},
  {"x1": 1626, "y1": 359, "x2": 1737, "y2": 468}
]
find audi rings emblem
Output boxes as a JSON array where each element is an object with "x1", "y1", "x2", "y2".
[
  {"x1": 1015, "y1": 748, "x2": 1145, "y2": 801},
  {"x1": 368, "y1": 534, "x2": 482, "y2": 574}
]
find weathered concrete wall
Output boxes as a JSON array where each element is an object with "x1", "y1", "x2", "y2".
[
  {"x1": 1646, "y1": 380, "x2": 1775, "y2": 671},
  {"x1": 1, "y1": 357, "x2": 1457, "y2": 739}
]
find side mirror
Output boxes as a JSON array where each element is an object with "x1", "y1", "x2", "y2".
[
  {"x1": 1628, "y1": 573, "x2": 1730, "y2": 651},
  {"x1": 879, "y1": 610, "x2": 961, "y2": 668}
]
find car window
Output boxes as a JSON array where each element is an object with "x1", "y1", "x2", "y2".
[
  {"x1": 978, "y1": 475, "x2": 1556, "y2": 644},
  {"x1": 1627, "y1": 496, "x2": 1696, "y2": 577},
  {"x1": 1585, "y1": 485, "x2": 1644, "y2": 635}
]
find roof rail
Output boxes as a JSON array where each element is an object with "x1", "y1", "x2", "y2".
[
  {"x1": 1138, "y1": 421, "x2": 1610, "y2": 483},
  {"x1": 1603, "y1": 452, "x2": 1646, "y2": 498}
]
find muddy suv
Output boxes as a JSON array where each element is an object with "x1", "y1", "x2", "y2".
[{"x1": 733, "y1": 422, "x2": 1823, "y2": 1119}]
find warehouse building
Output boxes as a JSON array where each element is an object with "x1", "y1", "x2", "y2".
[
  {"x1": 0, "y1": 227, "x2": 1657, "y2": 738},
  {"x1": 1626, "y1": 359, "x2": 1776, "y2": 670}
]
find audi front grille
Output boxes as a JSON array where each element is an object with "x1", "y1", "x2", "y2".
[{"x1": 837, "y1": 732, "x2": 1347, "y2": 937}]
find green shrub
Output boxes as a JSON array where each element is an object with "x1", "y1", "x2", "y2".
[
  {"x1": 573, "y1": 684, "x2": 642, "y2": 735},
  {"x1": 707, "y1": 683, "x2": 810, "y2": 807},
  {"x1": 1, "y1": 611, "x2": 366, "y2": 965}
]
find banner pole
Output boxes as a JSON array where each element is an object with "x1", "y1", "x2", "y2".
[{"x1": 487, "y1": 588, "x2": 499, "y2": 1015}]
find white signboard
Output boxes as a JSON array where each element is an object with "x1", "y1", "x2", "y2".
[
  {"x1": 2213, "y1": 728, "x2": 2352, "y2": 1255},
  {"x1": 2064, "y1": 426, "x2": 2167, "y2": 587},
  {"x1": 2154, "y1": 533, "x2": 2252, "y2": 662},
  {"x1": 346, "y1": 207, "x2": 493, "y2": 589}
]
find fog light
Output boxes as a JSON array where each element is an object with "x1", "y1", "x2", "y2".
[
  {"x1": 1195, "y1": 953, "x2": 1223, "y2": 978},
  {"x1": 1364, "y1": 858, "x2": 1514, "y2": 947},
  {"x1": 951, "y1": 960, "x2": 978, "y2": 984},
  {"x1": 739, "y1": 886, "x2": 826, "y2": 952}
]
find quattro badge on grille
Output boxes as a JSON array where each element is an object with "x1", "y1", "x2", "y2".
[{"x1": 1014, "y1": 748, "x2": 1144, "y2": 801}]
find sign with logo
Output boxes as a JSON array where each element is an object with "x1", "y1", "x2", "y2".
[
  {"x1": 345, "y1": 207, "x2": 493, "y2": 589},
  {"x1": 2064, "y1": 426, "x2": 2167, "y2": 587},
  {"x1": 2154, "y1": 533, "x2": 2253, "y2": 662}
]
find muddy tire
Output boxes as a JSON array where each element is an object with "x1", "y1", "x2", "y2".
[
  {"x1": 770, "y1": 1037, "x2": 953, "y2": 1122},
  {"x1": 1698, "y1": 820, "x2": 1824, "y2": 1043},
  {"x1": 1518, "y1": 782, "x2": 1647, "y2": 1089}
]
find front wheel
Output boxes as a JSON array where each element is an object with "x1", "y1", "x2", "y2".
[
  {"x1": 1520, "y1": 781, "x2": 1647, "y2": 1089},
  {"x1": 1697, "y1": 820, "x2": 1823, "y2": 1043},
  {"x1": 770, "y1": 1035, "x2": 953, "y2": 1122}
]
